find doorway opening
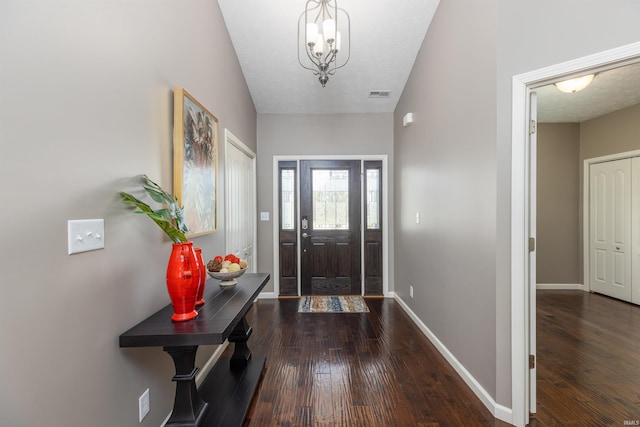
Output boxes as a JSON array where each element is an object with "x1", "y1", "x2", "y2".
[{"x1": 511, "y1": 41, "x2": 640, "y2": 427}]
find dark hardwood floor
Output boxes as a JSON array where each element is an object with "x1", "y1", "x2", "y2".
[
  {"x1": 532, "y1": 290, "x2": 640, "y2": 427},
  {"x1": 223, "y1": 291, "x2": 640, "y2": 426},
  {"x1": 228, "y1": 298, "x2": 510, "y2": 427}
]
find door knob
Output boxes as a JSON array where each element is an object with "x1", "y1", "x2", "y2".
[{"x1": 302, "y1": 232, "x2": 310, "y2": 238}]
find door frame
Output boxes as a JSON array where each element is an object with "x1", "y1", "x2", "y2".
[
  {"x1": 272, "y1": 154, "x2": 390, "y2": 297},
  {"x1": 511, "y1": 41, "x2": 640, "y2": 427}
]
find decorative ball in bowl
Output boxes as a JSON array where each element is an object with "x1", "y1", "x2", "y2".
[{"x1": 206, "y1": 256, "x2": 248, "y2": 287}]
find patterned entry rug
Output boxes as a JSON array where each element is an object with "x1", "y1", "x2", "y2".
[{"x1": 298, "y1": 296, "x2": 370, "y2": 313}]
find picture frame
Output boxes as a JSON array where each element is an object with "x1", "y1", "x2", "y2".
[{"x1": 173, "y1": 87, "x2": 218, "y2": 237}]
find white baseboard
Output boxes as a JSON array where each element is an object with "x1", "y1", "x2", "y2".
[
  {"x1": 393, "y1": 295, "x2": 513, "y2": 426},
  {"x1": 259, "y1": 292, "x2": 394, "y2": 299},
  {"x1": 195, "y1": 342, "x2": 229, "y2": 387},
  {"x1": 536, "y1": 283, "x2": 585, "y2": 291},
  {"x1": 258, "y1": 291, "x2": 277, "y2": 299}
]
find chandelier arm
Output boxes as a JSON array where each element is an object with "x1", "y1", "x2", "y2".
[
  {"x1": 321, "y1": 0, "x2": 334, "y2": 21},
  {"x1": 298, "y1": 44, "x2": 321, "y2": 71},
  {"x1": 323, "y1": 50, "x2": 336, "y2": 65},
  {"x1": 334, "y1": 5, "x2": 350, "y2": 68}
]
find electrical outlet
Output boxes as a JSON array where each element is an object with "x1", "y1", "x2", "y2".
[
  {"x1": 67, "y1": 219, "x2": 105, "y2": 254},
  {"x1": 410, "y1": 285, "x2": 414, "y2": 298},
  {"x1": 139, "y1": 388, "x2": 150, "y2": 423}
]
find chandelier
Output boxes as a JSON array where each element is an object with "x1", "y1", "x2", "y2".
[{"x1": 298, "y1": 0, "x2": 350, "y2": 87}]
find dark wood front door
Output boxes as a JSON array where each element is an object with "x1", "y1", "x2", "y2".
[{"x1": 300, "y1": 160, "x2": 361, "y2": 295}]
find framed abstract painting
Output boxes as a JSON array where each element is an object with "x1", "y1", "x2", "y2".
[{"x1": 173, "y1": 87, "x2": 218, "y2": 237}]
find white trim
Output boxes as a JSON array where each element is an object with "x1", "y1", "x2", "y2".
[
  {"x1": 272, "y1": 157, "x2": 281, "y2": 296},
  {"x1": 258, "y1": 291, "x2": 277, "y2": 299},
  {"x1": 195, "y1": 342, "x2": 230, "y2": 387},
  {"x1": 536, "y1": 283, "x2": 585, "y2": 291},
  {"x1": 272, "y1": 155, "x2": 389, "y2": 297},
  {"x1": 393, "y1": 294, "x2": 513, "y2": 426},
  {"x1": 510, "y1": 41, "x2": 640, "y2": 427},
  {"x1": 582, "y1": 149, "x2": 640, "y2": 294},
  {"x1": 360, "y1": 160, "x2": 366, "y2": 296}
]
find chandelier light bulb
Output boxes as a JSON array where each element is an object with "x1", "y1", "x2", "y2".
[
  {"x1": 314, "y1": 34, "x2": 324, "y2": 57},
  {"x1": 323, "y1": 19, "x2": 336, "y2": 43},
  {"x1": 306, "y1": 23, "x2": 318, "y2": 46}
]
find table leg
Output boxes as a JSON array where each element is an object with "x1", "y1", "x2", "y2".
[
  {"x1": 163, "y1": 345, "x2": 209, "y2": 426},
  {"x1": 228, "y1": 317, "x2": 253, "y2": 370}
]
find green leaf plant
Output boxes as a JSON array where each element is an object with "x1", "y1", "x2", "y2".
[{"x1": 120, "y1": 175, "x2": 189, "y2": 243}]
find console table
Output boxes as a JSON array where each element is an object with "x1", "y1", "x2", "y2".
[{"x1": 119, "y1": 273, "x2": 270, "y2": 427}]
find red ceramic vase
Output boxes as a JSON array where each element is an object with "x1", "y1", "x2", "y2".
[
  {"x1": 194, "y1": 247, "x2": 206, "y2": 307},
  {"x1": 166, "y1": 242, "x2": 199, "y2": 322}
]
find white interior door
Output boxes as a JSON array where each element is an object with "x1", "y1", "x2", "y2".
[
  {"x1": 590, "y1": 158, "x2": 632, "y2": 302},
  {"x1": 528, "y1": 92, "x2": 537, "y2": 417},
  {"x1": 225, "y1": 130, "x2": 257, "y2": 272}
]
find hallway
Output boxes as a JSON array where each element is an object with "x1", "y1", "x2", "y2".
[{"x1": 233, "y1": 298, "x2": 509, "y2": 426}]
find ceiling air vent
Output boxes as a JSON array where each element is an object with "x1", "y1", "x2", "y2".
[{"x1": 369, "y1": 90, "x2": 391, "y2": 98}]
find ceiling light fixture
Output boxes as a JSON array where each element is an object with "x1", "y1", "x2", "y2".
[
  {"x1": 554, "y1": 74, "x2": 595, "y2": 93},
  {"x1": 298, "y1": 0, "x2": 350, "y2": 87}
]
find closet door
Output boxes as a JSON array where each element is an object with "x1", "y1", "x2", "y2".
[
  {"x1": 632, "y1": 157, "x2": 640, "y2": 304},
  {"x1": 590, "y1": 158, "x2": 632, "y2": 302}
]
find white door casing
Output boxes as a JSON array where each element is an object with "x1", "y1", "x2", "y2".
[
  {"x1": 527, "y1": 92, "x2": 537, "y2": 416},
  {"x1": 225, "y1": 129, "x2": 257, "y2": 272},
  {"x1": 589, "y1": 159, "x2": 632, "y2": 302}
]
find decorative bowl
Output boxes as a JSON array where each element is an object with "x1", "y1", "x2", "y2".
[{"x1": 207, "y1": 267, "x2": 247, "y2": 287}]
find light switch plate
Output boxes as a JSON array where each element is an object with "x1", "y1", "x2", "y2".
[
  {"x1": 139, "y1": 388, "x2": 150, "y2": 422},
  {"x1": 68, "y1": 219, "x2": 105, "y2": 254},
  {"x1": 260, "y1": 211, "x2": 270, "y2": 221}
]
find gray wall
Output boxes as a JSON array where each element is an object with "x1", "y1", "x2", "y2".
[
  {"x1": 394, "y1": 0, "x2": 498, "y2": 399},
  {"x1": 537, "y1": 124, "x2": 580, "y2": 284},
  {"x1": 581, "y1": 103, "x2": 640, "y2": 160},
  {"x1": 0, "y1": 1, "x2": 255, "y2": 426},
  {"x1": 256, "y1": 113, "x2": 394, "y2": 294},
  {"x1": 395, "y1": 0, "x2": 640, "y2": 411}
]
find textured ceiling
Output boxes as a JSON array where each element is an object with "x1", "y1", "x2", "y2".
[
  {"x1": 217, "y1": 1, "x2": 640, "y2": 120},
  {"x1": 537, "y1": 61, "x2": 640, "y2": 123},
  {"x1": 217, "y1": 0, "x2": 439, "y2": 114}
]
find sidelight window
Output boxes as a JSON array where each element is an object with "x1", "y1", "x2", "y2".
[
  {"x1": 279, "y1": 165, "x2": 296, "y2": 231},
  {"x1": 366, "y1": 168, "x2": 380, "y2": 229}
]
